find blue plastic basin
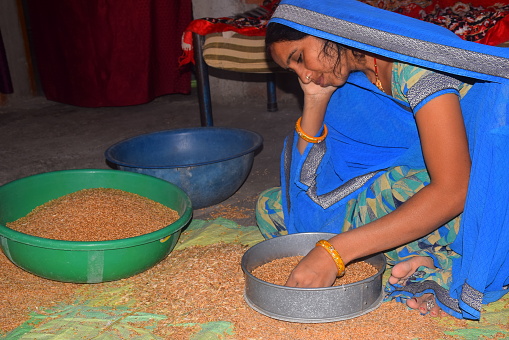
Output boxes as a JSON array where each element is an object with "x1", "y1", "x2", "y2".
[{"x1": 105, "y1": 127, "x2": 263, "y2": 209}]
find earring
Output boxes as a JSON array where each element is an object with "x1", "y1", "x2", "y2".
[
  {"x1": 373, "y1": 58, "x2": 385, "y2": 93},
  {"x1": 306, "y1": 75, "x2": 311, "y2": 81}
]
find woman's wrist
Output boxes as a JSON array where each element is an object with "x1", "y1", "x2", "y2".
[
  {"x1": 295, "y1": 117, "x2": 328, "y2": 143},
  {"x1": 299, "y1": 101, "x2": 327, "y2": 137},
  {"x1": 296, "y1": 115, "x2": 326, "y2": 153},
  {"x1": 315, "y1": 239, "x2": 346, "y2": 277},
  {"x1": 296, "y1": 91, "x2": 332, "y2": 151},
  {"x1": 297, "y1": 116, "x2": 326, "y2": 137}
]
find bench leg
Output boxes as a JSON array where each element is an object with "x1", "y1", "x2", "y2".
[
  {"x1": 193, "y1": 33, "x2": 213, "y2": 126},
  {"x1": 266, "y1": 73, "x2": 278, "y2": 112}
]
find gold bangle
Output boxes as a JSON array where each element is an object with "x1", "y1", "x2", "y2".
[
  {"x1": 295, "y1": 117, "x2": 328, "y2": 143},
  {"x1": 315, "y1": 240, "x2": 345, "y2": 277}
]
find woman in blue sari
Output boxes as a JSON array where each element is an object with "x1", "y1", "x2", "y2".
[{"x1": 256, "y1": 0, "x2": 509, "y2": 319}]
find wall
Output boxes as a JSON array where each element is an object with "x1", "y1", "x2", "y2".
[{"x1": 0, "y1": 0, "x2": 36, "y2": 106}]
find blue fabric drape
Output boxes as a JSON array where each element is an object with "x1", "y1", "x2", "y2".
[{"x1": 271, "y1": 0, "x2": 509, "y2": 82}]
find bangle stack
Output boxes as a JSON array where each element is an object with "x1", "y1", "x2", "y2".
[
  {"x1": 295, "y1": 117, "x2": 328, "y2": 143},
  {"x1": 315, "y1": 239, "x2": 345, "y2": 277}
]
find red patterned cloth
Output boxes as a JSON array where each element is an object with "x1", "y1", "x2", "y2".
[
  {"x1": 419, "y1": 2, "x2": 509, "y2": 45},
  {"x1": 363, "y1": 0, "x2": 509, "y2": 45}
]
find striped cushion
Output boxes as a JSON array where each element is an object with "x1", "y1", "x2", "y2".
[{"x1": 202, "y1": 32, "x2": 281, "y2": 73}]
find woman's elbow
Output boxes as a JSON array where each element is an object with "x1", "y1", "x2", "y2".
[{"x1": 447, "y1": 171, "x2": 470, "y2": 214}]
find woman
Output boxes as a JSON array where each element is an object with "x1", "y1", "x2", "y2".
[{"x1": 256, "y1": 0, "x2": 509, "y2": 319}]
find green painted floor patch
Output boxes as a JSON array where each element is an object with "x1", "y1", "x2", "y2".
[
  {"x1": 1, "y1": 304, "x2": 167, "y2": 340},
  {"x1": 74, "y1": 283, "x2": 137, "y2": 309},
  {"x1": 0, "y1": 311, "x2": 49, "y2": 340},
  {"x1": 480, "y1": 298, "x2": 509, "y2": 326},
  {"x1": 445, "y1": 327, "x2": 508, "y2": 340},
  {"x1": 176, "y1": 218, "x2": 264, "y2": 249},
  {"x1": 189, "y1": 321, "x2": 234, "y2": 340},
  {"x1": 160, "y1": 321, "x2": 234, "y2": 340}
]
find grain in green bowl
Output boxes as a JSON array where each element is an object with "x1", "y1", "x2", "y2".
[{"x1": 7, "y1": 188, "x2": 179, "y2": 241}]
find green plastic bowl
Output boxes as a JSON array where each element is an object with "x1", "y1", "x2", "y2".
[{"x1": 0, "y1": 169, "x2": 192, "y2": 283}]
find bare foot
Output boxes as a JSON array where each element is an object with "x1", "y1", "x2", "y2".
[
  {"x1": 407, "y1": 293, "x2": 443, "y2": 316},
  {"x1": 388, "y1": 256, "x2": 435, "y2": 285},
  {"x1": 389, "y1": 256, "x2": 442, "y2": 316}
]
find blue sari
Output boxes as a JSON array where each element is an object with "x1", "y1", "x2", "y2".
[{"x1": 271, "y1": 0, "x2": 509, "y2": 320}]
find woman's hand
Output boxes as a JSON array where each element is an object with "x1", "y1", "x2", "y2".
[
  {"x1": 285, "y1": 246, "x2": 338, "y2": 288},
  {"x1": 299, "y1": 77, "x2": 337, "y2": 100}
]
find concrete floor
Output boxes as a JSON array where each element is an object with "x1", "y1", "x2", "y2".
[{"x1": 0, "y1": 90, "x2": 300, "y2": 227}]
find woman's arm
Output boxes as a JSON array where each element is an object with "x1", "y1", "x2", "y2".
[
  {"x1": 286, "y1": 92, "x2": 471, "y2": 287},
  {"x1": 296, "y1": 79, "x2": 337, "y2": 153}
]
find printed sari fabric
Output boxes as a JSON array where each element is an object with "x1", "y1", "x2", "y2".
[{"x1": 270, "y1": 0, "x2": 509, "y2": 320}]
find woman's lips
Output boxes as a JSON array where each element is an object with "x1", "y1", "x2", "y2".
[{"x1": 315, "y1": 76, "x2": 331, "y2": 87}]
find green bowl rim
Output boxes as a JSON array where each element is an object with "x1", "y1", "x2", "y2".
[{"x1": 0, "y1": 169, "x2": 193, "y2": 251}]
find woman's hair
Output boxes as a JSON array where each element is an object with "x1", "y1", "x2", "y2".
[
  {"x1": 265, "y1": 22, "x2": 309, "y2": 47},
  {"x1": 265, "y1": 22, "x2": 364, "y2": 75}
]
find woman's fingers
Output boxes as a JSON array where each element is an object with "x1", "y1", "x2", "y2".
[{"x1": 285, "y1": 246, "x2": 338, "y2": 288}]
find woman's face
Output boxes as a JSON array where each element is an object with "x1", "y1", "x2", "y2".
[{"x1": 269, "y1": 36, "x2": 353, "y2": 87}]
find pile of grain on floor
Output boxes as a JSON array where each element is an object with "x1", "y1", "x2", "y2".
[
  {"x1": 209, "y1": 204, "x2": 253, "y2": 220},
  {"x1": 0, "y1": 252, "x2": 78, "y2": 333},
  {"x1": 104, "y1": 243, "x2": 464, "y2": 340},
  {"x1": 1, "y1": 242, "x2": 467, "y2": 339}
]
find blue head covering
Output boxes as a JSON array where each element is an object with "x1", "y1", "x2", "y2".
[
  {"x1": 270, "y1": 0, "x2": 509, "y2": 83},
  {"x1": 271, "y1": 0, "x2": 509, "y2": 320}
]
